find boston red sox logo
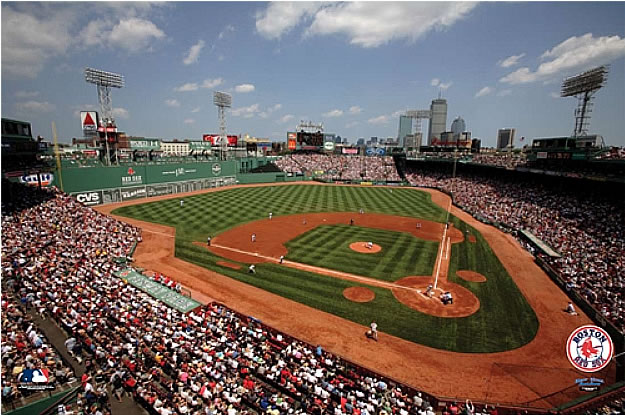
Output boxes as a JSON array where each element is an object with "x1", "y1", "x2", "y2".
[
  {"x1": 566, "y1": 325, "x2": 613, "y2": 373},
  {"x1": 127, "y1": 167, "x2": 135, "y2": 175}
]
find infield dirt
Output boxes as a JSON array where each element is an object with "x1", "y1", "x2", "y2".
[{"x1": 97, "y1": 182, "x2": 616, "y2": 408}]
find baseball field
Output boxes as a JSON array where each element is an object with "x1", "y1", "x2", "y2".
[
  {"x1": 112, "y1": 184, "x2": 538, "y2": 352},
  {"x1": 103, "y1": 183, "x2": 612, "y2": 406}
]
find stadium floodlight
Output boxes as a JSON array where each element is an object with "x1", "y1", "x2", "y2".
[
  {"x1": 560, "y1": 65, "x2": 608, "y2": 137},
  {"x1": 213, "y1": 91, "x2": 232, "y2": 160},
  {"x1": 85, "y1": 67, "x2": 125, "y2": 166},
  {"x1": 84, "y1": 68, "x2": 124, "y2": 124},
  {"x1": 213, "y1": 91, "x2": 232, "y2": 108}
]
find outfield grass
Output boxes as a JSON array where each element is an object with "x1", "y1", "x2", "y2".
[
  {"x1": 285, "y1": 225, "x2": 439, "y2": 281},
  {"x1": 113, "y1": 184, "x2": 539, "y2": 352}
]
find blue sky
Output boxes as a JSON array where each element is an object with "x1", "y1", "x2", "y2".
[{"x1": 2, "y1": 1, "x2": 625, "y2": 147}]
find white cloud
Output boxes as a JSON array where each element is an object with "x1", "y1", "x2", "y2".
[
  {"x1": 323, "y1": 109, "x2": 343, "y2": 118},
  {"x1": 259, "y1": 104, "x2": 282, "y2": 118},
  {"x1": 232, "y1": 103, "x2": 260, "y2": 117},
  {"x1": 234, "y1": 84, "x2": 255, "y2": 93},
  {"x1": 108, "y1": 18, "x2": 165, "y2": 53},
  {"x1": 183, "y1": 40, "x2": 205, "y2": 65},
  {"x1": 278, "y1": 114, "x2": 295, "y2": 124},
  {"x1": 165, "y1": 99, "x2": 180, "y2": 107},
  {"x1": 500, "y1": 33, "x2": 625, "y2": 85},
  {"x1": 349, "y1": 106, "x2": 362, "y2": 115},
  {"x1": 202, "y1": 78, "x2": 224, "y2": 89},
  {"x1": 431, "y1": 78, "x2": 440, "y2": 87},
  {"x1": 218, "y1": 25, "x2": 235, "y2": 40},
  {"x1": 306, "y1": 2, "x2": 477, "y2": 48},
  {"x1": 113, "y1": 107, "x2": 129, "y2": 119},
  {"x1": 345, "y1": 121, "x2": 359, "y2": 128},
  {"x1": 2, "y1": 3, "x2": 167, "y2": 78},
  {"x1": 368, "y1": 115, "x2": 389, "y2": 125},
  {"x1": 498, "y1": 53, "x2": 525, "y2": 68},
  {"x1": 184, "y1": 118, "x2": 195, "y2": 124},
  {"x1": 256, "y1": 2, "x2": 324, "y2": 40},
  {"x1": 475, "y1": 86, "x2": 493, "y2": 98},
  {"x1": 1, "y1": 6, "x2": 73, "y2": 78},
  {"x1": 15, "y1": 91, "x2": 39, "y2": 98},
  {"x1": 439, "y1": 81, "x2": 453, "y2": 90},
  {"x1": 391, "y1": 110, "x2": 405, "y2": 118},
  {"x1": 79, "y1": 19, "x2": 110, "y2": 47},
  {"x1": 15, "y1": 100, "x2": 55, "y2": 113},
  {"x1": 497, "y1": 89, "x2": 512, "y2": 97},
  {"x1": 191, "y1": 107, "x2": 201, "y2": 113},
  {"x1": 174, "y1": 83, "x2": 199, "y2": 92},
  {"x1": 550, "y1": 92, "x2": 561, "y2": 99}
]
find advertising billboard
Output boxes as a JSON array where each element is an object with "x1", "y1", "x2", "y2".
[
  {"x1": 189, "y1": 142, "x2": 212, "y2": 151},
  {"x1": 324, "y1": 142, "x2": 335, "y2": 151},
  {"x1": 80, "y1": 111, "x2": 99, "y2": 133},
  {"x1": 287, "y1": 132, "x2": 297, "y2": 150},
  {"x1": 202, "y1": 135, "x2": 238, "y2": 146},
  {"x1": 342, "y1": 148, "x2": 358, "y2": 155}
]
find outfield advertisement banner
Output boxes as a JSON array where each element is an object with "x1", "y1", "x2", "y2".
[
  {"x1": 121, "y1": 186, "x2": 147, "y2": 201},
  {"x1": 115, "y1": 269, "x2": 201, "y2": 313},
  {"x1": 72, "y1": 190, "x2": 103, "y2": 206}
]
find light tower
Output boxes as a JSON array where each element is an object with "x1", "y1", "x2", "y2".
[
  {"x1": 213, "y1": 91, "x2": 232, "y2": 160},
  {"x1": 84, "y1": 68, "x2": 124, "y2": 165},
  {"x1": 561, "y1": 65, "x2": 608, "y2": 137}
]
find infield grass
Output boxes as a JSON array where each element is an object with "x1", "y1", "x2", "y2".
[
  {"x1": 285, "y1": 225, "x2": 439, "y2": 281},
  {"x1": 113, "y1": 184, "x2": 538, "y2": 352}
]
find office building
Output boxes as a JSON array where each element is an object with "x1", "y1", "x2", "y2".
[
  {"x1": 398, "y1": 115, "x2": 412, "y2": 148},
  {"x1": 450, "y1": 116, "x2": 466, "y2": 138},
  {"x1": 427, "y1": 98, "x2": 447, "y2": 145},
  {"x1": 497, "y1": 128, "x2": 516, "y2": 151}
]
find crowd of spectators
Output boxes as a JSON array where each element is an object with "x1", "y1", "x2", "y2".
[
  {"x1": 1, "y1": 294, "x2": 77, "y2": 409},
  {"x1": 468, "y1": 153, "x2": 527, "y2": 168},
  {"x1": 405, "y1": 167, "x2": 625, "y2": 331},
  {"x1": 275, "y1": 154, "x2": 401, "y2": 182},
  {"x1": 595, "y1": 147, "x2": 625, "y2": 160}
]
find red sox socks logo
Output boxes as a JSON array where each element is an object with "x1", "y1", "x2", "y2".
[{"x1": 566, "y1": 325, "x2": 613, "y2": 373}]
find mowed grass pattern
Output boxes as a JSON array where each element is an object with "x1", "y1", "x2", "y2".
[
  {"x1": 286, "y1": 225, "x2": 439, "y2": 281},
  {"x1": 113, "y1": 184, "x2": 538, "y2": 352}
]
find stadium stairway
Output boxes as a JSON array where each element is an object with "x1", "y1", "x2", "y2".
[
  {"x1": 24, "y1": 305, "x2": 148, "y2": 415},
  {"x1": 393, "y1": 154, "x2": 407, "y2": 180}
]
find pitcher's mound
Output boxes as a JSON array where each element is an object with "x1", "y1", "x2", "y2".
[
  {"x1": 343, "y1": 287, "x2": 375, "y2": 303},
  {"x1": 349, "y1": 242, "x2": 382, "y2": 253}
]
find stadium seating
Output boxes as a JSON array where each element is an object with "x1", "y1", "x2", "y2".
[
  {"x1": 275, "y1": 154, "x2": 401, "y2": 182},
  {"x1": 405, "y1": 167, "x2": 625, "y2": 332}
]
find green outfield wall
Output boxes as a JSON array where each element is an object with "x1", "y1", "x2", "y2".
[
  {"x1": 236, "y1": 172, "x2": 305, "y2": 184},
  {"x1": 56, "y1": 161, "x2": 236, "y2": 192},
  {"x1": 5, "y1": 157, "x2": 312, "y2": 205}
]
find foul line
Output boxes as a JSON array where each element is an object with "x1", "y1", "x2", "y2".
[{"x1": 210, "y1": 243, "x2": 427, "y2": 295}]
